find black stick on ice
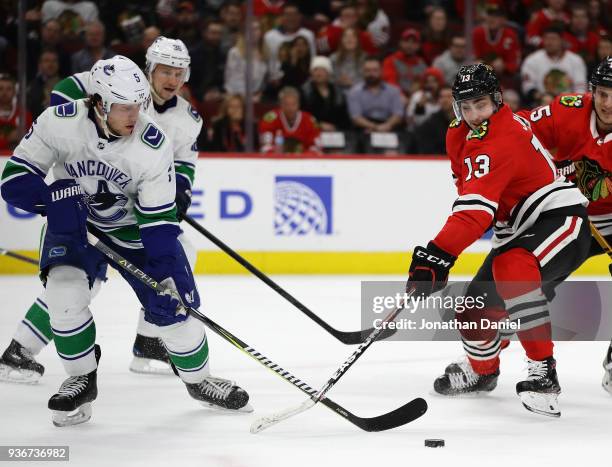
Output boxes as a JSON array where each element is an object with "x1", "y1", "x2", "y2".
[
  {"x1": 86, "y1": 231, "x2": 426, "y2": 432},
  {"x1": 251, "y1": 298, "x2": 421, "y2": 433}
]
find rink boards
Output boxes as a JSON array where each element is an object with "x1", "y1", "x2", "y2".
[{"x1": 0, "y1": 154, "x2": 608, "y2": 275}]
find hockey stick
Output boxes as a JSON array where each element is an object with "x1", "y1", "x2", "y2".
[
  {"x1": 251, "y1": 293, "x2": 414, "y2": 433},
  {"x1": 86, "y1": 231, "x2": 427, "y2": 432},
  {"x1": 181, "y1": 214, "x2": 397, "y2": 345},
  {"x1": 589, "y1": 221, "x2": 612, "y2": 278},
  {"x1": 0, "y1": 247, "x2": 38, "y2": 266},
  {"x1": 589, "y1": 221, "x2": 612, "y2": 261}
]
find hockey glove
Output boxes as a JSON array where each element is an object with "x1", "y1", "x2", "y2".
[
  {"x1": 407, "y1": 242, "x2": 456, "y2": 297},
  {"x1": 44, "y1": 179, "x2": 88, "y2": 247},
  {"x1": 146, "y1": 276, "x2": 189, "y2": 326},
  {"x1": 175, "y1": 177, "x2": 192, "y2": 221}
]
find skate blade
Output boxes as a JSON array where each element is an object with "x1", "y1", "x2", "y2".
[
  {"x1": 519, "y1": 391, "x2": 560, "y2": 418},
  {"x1": 431, "y1": 390, "x2": 494, "y2": 398},
  {"x1": 51, "y1": 403, "x2": 92, "y2": 427},
  {"x1": 129, "y1": 357, "x2": 173, "y2": 376},
  {"x1": 198, "y1": 401, "x2": 254, "y2": 414},
  {"x1": 0, "y1": 363, "x2": 41, "y2": 384}
]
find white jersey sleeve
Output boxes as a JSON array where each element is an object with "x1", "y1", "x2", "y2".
[
  {"x1": 149, "y1": 96, "x2": 202, "y2": 188},
  {"x1": 133, "y1": 118, "x2": 179, "y2": 231},
  {"x1": 9, "y1": 105, "x2": 63, "y2": 179}
]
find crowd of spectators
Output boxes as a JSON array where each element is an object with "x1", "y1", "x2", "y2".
[{"x1": 0, "y1": 0, "x2": 611, "y2": 154}]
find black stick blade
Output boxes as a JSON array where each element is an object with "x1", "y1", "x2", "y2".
[{"x1": 358, "y1": 397, "x2": 428, "y2": 432}]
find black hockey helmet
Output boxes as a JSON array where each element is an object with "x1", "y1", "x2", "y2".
[
  {"x1": 590, "y1": 56, "x2": 612, "y2": 90},
  {"x1": 452, "y1": 63, "x2": 503, "y2": 120}
]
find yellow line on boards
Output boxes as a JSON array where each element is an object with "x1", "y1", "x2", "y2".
[{"x1": 1, "y1": 250, "x2": 609, "y2": 275}]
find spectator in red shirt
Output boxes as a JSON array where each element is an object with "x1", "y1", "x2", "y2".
[
  {"x1": 526, "y1": 0, "x2": 569, "y2": 48},
  {"x1": 254, "y1": 0, "x2": 285, "y2": 16},
  {"x1": 473, "y1": 4, "x2": 521, "y2": 75},
  {"x1": 563, "y1": 3, "x2": 601, "y2": 65},
  {"x1": 421, "y1": 7, "x2": 453, "y2": 64},
  {"x1": 382, "y1": 28, "x2": 427, "y2": 98},
  {"x1": 316, "y1": 4, "x2": 378, "y2": 55},
  {"x1": 0, "y1": 74, "x2": 32, "y2": 151},
  {"x1": 259, "y1": 86, "x2": 321, "y2": 154}
]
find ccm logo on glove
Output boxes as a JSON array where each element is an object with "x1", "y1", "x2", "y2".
[{"x1": 414, "y1": 249, "x2": 453, "y2": 268}]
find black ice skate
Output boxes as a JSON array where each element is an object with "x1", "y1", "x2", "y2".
[
  {"x1": 516, "y1": 357, "x2": 561, "y2": 418},
  {"x1": 130, "y1": 334, "x2": 172, "y2": 376},
  {"x1": 0, "y1": 339, "x2": 45, "y2": 384},
  {"x1": 434, "y1": 357, "x2": 499, "y2": 395},
  {"x1": 186, "y1": 376, "x2": 252, "y2": 413},
  {"x1": 602, "y1": 343, "x2": 612, "y2": 395},
  {"x1": 48, "y1": 345, "x2": 101, "y2": 427}
]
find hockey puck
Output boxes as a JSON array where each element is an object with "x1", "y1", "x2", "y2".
[{"x1": 424, "y1": 439, "x2": 445, "y2": 448}]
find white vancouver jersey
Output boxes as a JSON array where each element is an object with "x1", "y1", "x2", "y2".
[
  {"x1": 51, "y1": 72, "x2": 202, "y2": 188},
  {"x1": 10, "y1": 99, "x2": 177, "y2": 249},
  {"x1": 146, "y1": 96, "x2": 202, "y2": 188}
]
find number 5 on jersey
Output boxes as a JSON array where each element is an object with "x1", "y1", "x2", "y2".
[{"x1": 464, "y1": 155, "x2": 490, "y2": 181}]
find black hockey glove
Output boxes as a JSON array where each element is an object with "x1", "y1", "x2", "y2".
[
  {"x1": 407, "y1": 242, "x2": 456, "y2": 297},
  {"x1": 175, "y1": 178, "x2": 192, "y2": 221}
]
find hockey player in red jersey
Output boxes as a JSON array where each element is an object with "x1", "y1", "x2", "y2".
[
  {"x1": 519, "y1": 57, "x2": 612, "y2": 394},
  {"x1": 406, "y1": 64, "x2": 590, "y2": 417}
]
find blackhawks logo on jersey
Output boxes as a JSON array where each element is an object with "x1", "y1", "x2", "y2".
[
  {"x1": 466, "y1": 121, "x2": 489, "y2": 140},
  {"x1": 574, "y1": 157, "x2": 612, "y2": 201},
  {"x1": 559, "y1": 95, "x2": 583, "y2": 108},
  {"x1": 263, "y1": 111, "x2": 278, "y2": 123}
]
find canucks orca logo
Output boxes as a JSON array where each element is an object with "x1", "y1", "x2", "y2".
[
  {"x1": 84, "y1": 180, "x2": 128, "y2": 223},
  {"x1": 103, "y1": 64, "x2": 115, "y2": 76}
]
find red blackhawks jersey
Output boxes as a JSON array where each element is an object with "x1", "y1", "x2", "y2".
[
  {"x1": 519, "y1": 93, "x2": 612, "y2": 235},
  {"x1": 433, "y1": 104, "x2": 587, "y2": 257},
  {"x1": 259, "y1": 109, "x2": 321, "y2": 154}
]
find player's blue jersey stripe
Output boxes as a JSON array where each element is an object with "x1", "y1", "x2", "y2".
[{"x1": 10, "y1": 156, "x2": 46, "y2": 177}]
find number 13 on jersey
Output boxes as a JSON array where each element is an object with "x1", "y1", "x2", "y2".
[{"x1": 464, "y1": 154, "x2": 491, "y2": 181}]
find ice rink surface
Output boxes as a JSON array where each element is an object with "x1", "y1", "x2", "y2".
[{"x1": 0, "y1": 273, "x2": 610, "y2": 467}]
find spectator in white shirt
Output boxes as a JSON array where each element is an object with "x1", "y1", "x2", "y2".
[
  {"x1": 263, "y1": 3, "x2": 316, "y2": 80},
  {"x1": 224, "y1": 19, "x2": 269, "y2": 101},
  {"x1": 521, "y1": 24, "x2": 587, "y2": 106},
  {"x1": 432, "y1": 35, "x2": 469, "y2": 85}
]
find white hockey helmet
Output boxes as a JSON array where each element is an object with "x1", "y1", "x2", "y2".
[
  {"x1": 145, "y1": 36, "x2": 191, "y2": 82},
  {"x1": 90, "y1": 55, "x2": 150, "y2": 116}
]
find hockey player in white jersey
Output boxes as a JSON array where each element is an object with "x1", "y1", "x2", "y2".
[
  {"x1": 0, "y1": 37, "x2": 202, "y2": 380},
  {"x1": 0, "y1": 55, "x2": 251, "y2": 427}
]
